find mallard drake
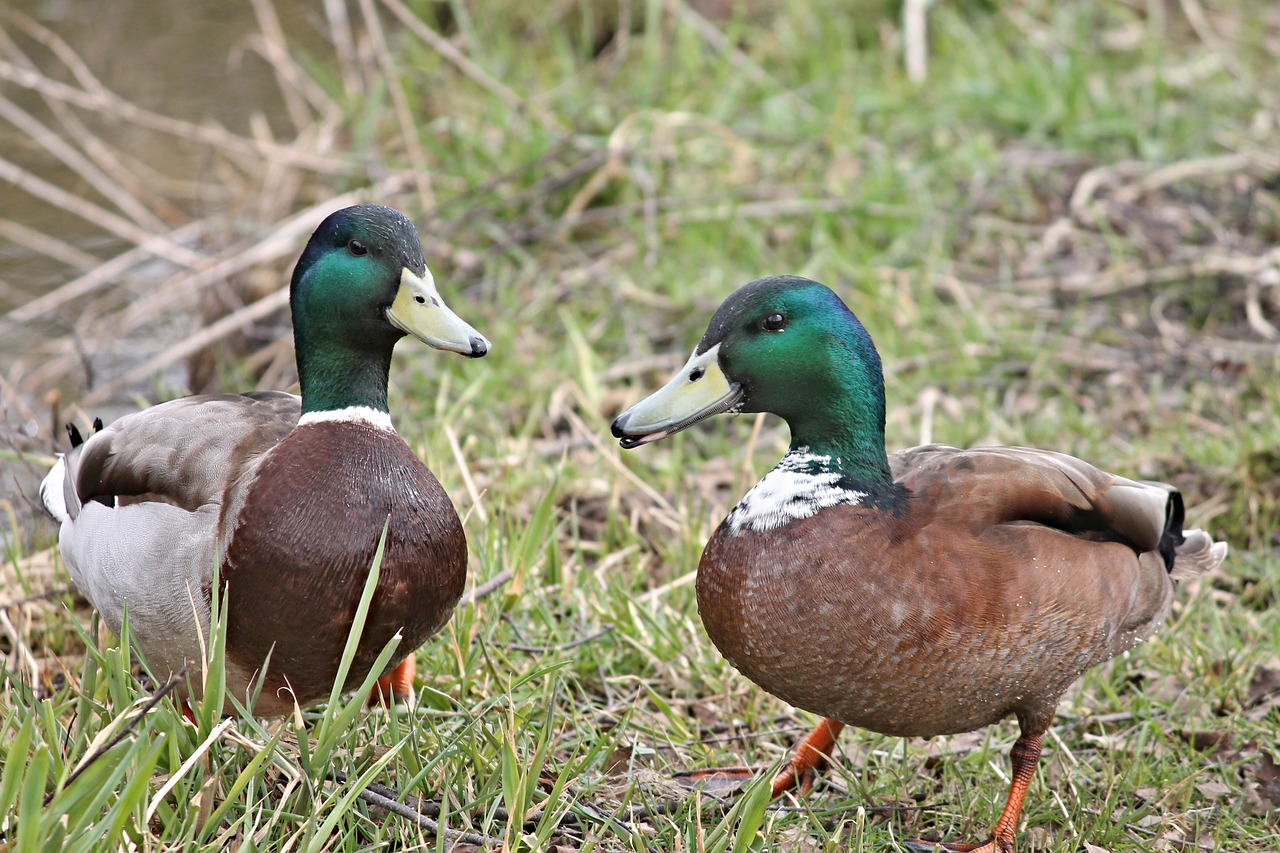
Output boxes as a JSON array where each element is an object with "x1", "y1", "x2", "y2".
[
  {"x1": 40, "y1": 204, "x2": 490, "y2": 716},
  {"x1": 611, "y1": 275, "x2": 1226, "y2": 852}
]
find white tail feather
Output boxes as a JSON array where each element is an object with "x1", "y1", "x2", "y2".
[
  {"x1": 1171, "y1": 528, "x2": 1228, "y2": 580},
  {"x1": 39, "y1": 456, "x2": 70, "y2": 524}
]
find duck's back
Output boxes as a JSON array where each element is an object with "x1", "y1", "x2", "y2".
[
  {"x1": 44, "y1": 392, "x2": 300, "y2": 688},
  {"x1": 697, "y1": 445, "x2": 1214, "y2": 738}
]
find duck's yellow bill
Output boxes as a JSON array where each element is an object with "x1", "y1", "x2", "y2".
[
  {"x1": 388, "y1": 268, "x2": 490, "y2": 358},
  {"x1": 611, "y1": 343, "x2": 742, "y2": 448}
]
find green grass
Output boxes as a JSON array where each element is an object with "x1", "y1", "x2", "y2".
[{"x1": 3, "y1": 0, "x2": 1280, "y2": 850}]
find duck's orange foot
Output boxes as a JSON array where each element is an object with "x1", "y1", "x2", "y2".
[
  {"x1": 771, "y1": 717, "x2": 845, "y2": 798},
  {"x1": 903, "y1": 732, "x2": 1042, "y2": 853},
  {"x1": 368, "y1": 656, "x2": 415, "y2": 707}
]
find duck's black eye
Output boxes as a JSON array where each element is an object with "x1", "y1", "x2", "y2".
[
  {"x1": 762, "y1": 312, "x2": 786, "y2": 332},
  {"x1": 348, "y1": 239, "x2": 368, "y2": 256}
]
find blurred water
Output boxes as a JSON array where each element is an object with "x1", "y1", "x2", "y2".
[
  {"x1": 0, "y1": 0, "x2": 317, "y2": 311},
  {"x1": 1, "y1": 0, "x2": 318, "y2": 543}
]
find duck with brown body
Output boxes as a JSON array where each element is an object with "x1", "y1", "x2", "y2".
[
  {"x1": 41, "y1": 204, "x2": 489, "y2": 715},
  {"x1": 611, "y1": 275, "x2": 1226, "y2": 852}
]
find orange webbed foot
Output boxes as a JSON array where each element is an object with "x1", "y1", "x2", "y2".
[
  {"x1": 368, "y1": 656, "x2": 415, "y2": 707},
  {"x1": 771, "y1": 717, "x2": 845, "y2": 798},
  {"x1": 905, "y1": 732, "x2": 1043, "y2": 853}
]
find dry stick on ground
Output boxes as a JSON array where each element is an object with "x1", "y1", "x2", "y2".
[
  {"x1": 0, "y1": 19, "x2": 188, "y2": 224},
  {"x1": 2, "y1": 216, "x2": 215, "y2": 372},
  {"x1": 322, "y1": 0, "x2": 361, "y2": 96},
  {"x1": 45, "y1": 99, "x2": 189, "y2": 226},
  {"x1": 79, "y1": 287, "x2": 290, "y2": 408},
  {"x1": 1178, "y1": 0, "x2": 1245, "y2": 80},
  {"x1": 0, "y1": 219, "x2": 100, "y2": 273},
  {"x1": 459, "y1": 570, "x2": 516, "y2": 607},
  {"x1": 44, "y1": 666, "x2": 188, "y2": 806},
  {"x1": 247, "y1": 0, "x2": 318, "y2": 135},
  {"x1": 903, "y1": 0, "x2": 932, "y2": 82},
  {"x1": 0, "y1": 6, "x2": 350, "y2": 173},
  {"x1": 1010, "y1": 249, "x2": 1280, "y2": 303},
  {"x1": 327, "y1": 770, "x2": 502, "y2": 848},
  {"x1": 500, "y1": 623, "x2": 617, "y2": 654},
  {"x1": 347, "y1": 774, "x2": 686, "y2": 848},
  {"x1": 104, "y1": 172, "x2": 411, "y2": 335},
  {"x1": 26, "y1": 175, "x2": 414, "y2": 403},
  {"x1": 1151, "y1": 289, "x2": 1280, "y2": 360}
]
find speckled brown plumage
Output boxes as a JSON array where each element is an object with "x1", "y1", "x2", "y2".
[
  {"x1": 612, "y1": 276, "x2": 1228, "y2": 853},
  {"x1": 697, "y1": 445, "x2": 1198, "y2": 742}
]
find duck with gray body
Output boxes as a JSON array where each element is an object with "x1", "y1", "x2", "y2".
[
  {"x1": 612, "y1": 275, "x2": 1226, "y2": 853},
  {"x1": 42, "y1": 204, "x2": 489, "y2": 715}
]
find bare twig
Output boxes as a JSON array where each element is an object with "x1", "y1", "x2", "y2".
[
  {"x1": 327, "y1": 772, "x2": 501, "y2": 847},
  {"x1": 1177, "y1": 0, "x2": 1244, "y2": 79},
  {"x1": 322, "y1": 0, "x2": 361, "y2": 96},
  {"x1": 0, "y1": 219, "x2": 100, "y2": 273},
  {"x1": 3, "y1": 220, "x2": 212, "y2": 324},
  {"x1": 500, "y1": 623, "x2": 616, "y2": 654},
  {"x1": 20, "y1": 175, "x2": 415, "y2": 400},
  {"x1": 459, "y1": 569, "x2": 516, "y2": 606},
  {"x1": 904, "y1": 0, "x2": 932, "y2": 82},
  {"x1": 1008, "y1": 249, "x2": 1280, "y2": 299},
  {"x1": 0, "y1": 59, "x2": 350, "y2": 175},
  {"x1": 0, "y1": 94, "x2": 168, "y2": 232},
  {"x1": 358, "y1": 0, "x2": 435, "y2": 211},
  {"x1": 247, "y1": 0, "x2": 317, "y2": 134}
]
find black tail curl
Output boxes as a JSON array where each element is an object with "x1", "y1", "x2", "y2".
[
  {"x1": 65, "y1": 417, "x2": 104, "y2": 449},
  {"x1": 1158, "y1": 491, "x2": 1187, "y2": 573}
]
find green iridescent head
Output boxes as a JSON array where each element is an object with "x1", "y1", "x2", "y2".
[{"x1": 612, "y1": 275, "x2": 890, "y2": 482}]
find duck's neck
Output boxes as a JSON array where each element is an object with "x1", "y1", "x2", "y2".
[
  {"x1": 724, "y1": 445, "x2": 869, "y2": 534},
  {"x1": 785, "y1": 409, "x2": 893, "y2": 488},
  {"x1": 726, "y1": 359, "x2": 899, "y2": 535},
  {"x1": 294, "y1": 329, "x2": 397, "y2": 417},
  {"x1": 777, "y1": 344, "x2": 895, "y2": 489}
]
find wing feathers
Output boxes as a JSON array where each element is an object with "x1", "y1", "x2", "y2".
[{"x1": 892, "y1": 445, "x2": 1225, "y2": 574}]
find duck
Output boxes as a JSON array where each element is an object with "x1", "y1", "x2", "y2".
[
  {"x1": 611, "y1": 275, "x2": 1226, "y2": 852},
  {"x1": 40, "y1": 204, "x2": 490, "y2": 716}
]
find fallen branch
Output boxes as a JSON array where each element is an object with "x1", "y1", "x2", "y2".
[
  {"x1": 328, "y1": 772, "x2": 501, "y2": 847},
  {"x1": 459, "y1": 569, "x2": 515, "y2": 606},
  {"x1": 500, "y1": 623, "x2": 616, "y2": 654}
]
